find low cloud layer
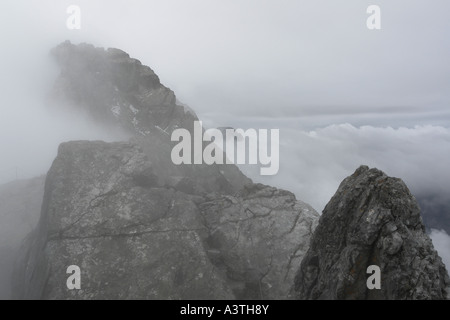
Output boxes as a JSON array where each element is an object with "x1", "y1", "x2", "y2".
[
  {"x1": 231, "y1": 122, "x2": 450, "y2": 271},
  {"x1": 234, "y1": 123, "x2": 450, "y2": 214},
  {"x1": 1, "y1": 0, "x2": 449, "y2": 184}
]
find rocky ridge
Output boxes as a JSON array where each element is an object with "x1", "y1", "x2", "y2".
[
  {"x1": 294, "y1": 166, "x2": 450, "y2": 300},
  {"x1": 7, "y1": 42, "x2": 449, "y2": 300},
  {"x1": 13, "y1": 140, "x2": 319, "y2": 299}
]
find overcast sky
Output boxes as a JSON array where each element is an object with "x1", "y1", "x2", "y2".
[
  {"x1": 0, "y1": 0, "x2": 449, "y2": 208},
  {"x1": 2, "y1": 1, "x2": 450, "y2": 122}
]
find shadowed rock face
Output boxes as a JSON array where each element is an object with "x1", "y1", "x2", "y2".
[
  {"x1": 294, "y1": 166, "x2": 450, "y2": 300},
  {"x1": 12, "y1": 141, "x2": 319, "y2": 299}
]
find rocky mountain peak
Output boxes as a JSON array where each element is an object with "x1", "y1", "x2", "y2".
[
  {"x1": 4, "y1": 42, "x2": 448, "y2": 300},
  {"x1": 10, "y1": 42, "x2": 323, "y2": 300},
  {"x1": 294, "y1": 165, "x2": 450, "y2": 299},
  {"x1": 50, "y1": 41, "x2": 197, "y2": 136},
  {"x1": 49, "y1": 41, "x2": 251, "y2": 196}
]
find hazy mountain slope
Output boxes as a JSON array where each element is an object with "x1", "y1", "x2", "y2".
[
  {"x1": 50, "y1": 41, "x2": 251, "y2": 195},
  {"x1": 11, "y1": 42, "x2": 320, "y2": 299}
]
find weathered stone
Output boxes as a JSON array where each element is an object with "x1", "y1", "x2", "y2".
[
  {"x1": 294, "y1": 166, "x2": 450, "y2": 300},
  {"x1": 12, "y1": 141, "x2": 234, "y2": 299},
  {"x1": 12, "y1": 141, "x2": 319, "y2": 299},
  {"x1": 50, "y1": 41, "x2": 252, "y2": 197},
  {"x1": 200, "y1": 184, "x2": 319, "y2": 299}
]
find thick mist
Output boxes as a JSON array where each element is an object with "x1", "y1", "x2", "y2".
[
  {"x1": 0, "y1": 3, "x2": 131, "y2": 184},
  {"x1": 1, "y1": 0, "x2": 450, "y2": 186}
]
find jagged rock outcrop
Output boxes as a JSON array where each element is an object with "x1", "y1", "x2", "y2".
[
  {"x1": 51, "y1": 41, "x2": 195, "y2": 135},
  {"x1": 13, "y1": 141, "x2": 319, "y2": 299},
  {"x1": 294, "y1": 166, "x2": 450, "y2": 300},
  {"x1": 49, "y1": 41, "x2": 251, "y2": 196},
  {"x1": 10, "y1": 41, "x2": 448, "y2": 300},
  {"x1": 12, "y1": 41, "x2": 320, "y2": 299}
]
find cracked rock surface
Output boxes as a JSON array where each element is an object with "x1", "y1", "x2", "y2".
[
  {"x1": 13, "y1": 141, "x2": 319, "y2": 299},
  {"x1": 200, "y1": 184, "x2": 319, "y2": 299},
  {"x1": 294, "y1": 166, "x2": 450, "y2": 300}
]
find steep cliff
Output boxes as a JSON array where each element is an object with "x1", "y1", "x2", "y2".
[{"x1": 12, "y1": 140, "x2": 318, "y2": 299}]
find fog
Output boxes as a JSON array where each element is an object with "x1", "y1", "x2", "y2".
[
  {"x1": 1, "y1": 0, "x2": 450, "y2": 184},
  {"x1": 0, "y1": 0, "x2": 449, "y2": 292},
  {"x1": 233, "y1": 124, "x2": 450, "y2": 210}
]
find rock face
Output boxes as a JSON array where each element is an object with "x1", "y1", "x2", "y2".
[
  {"x1": 294, "y1": 166, "x2": 450, "y2": 300},
  {"x1": 200, "y1": 184, "x2": 318, "y2": 299},
  {"x1": 13, "y1": 41, "x2": 319, "y2": 299},
  {"x1": 50, "y1": 41, "x2": 251, "y2": 196},
  {"x1": 12, "y1": 141, "x2": 319, "y2": 299},
  {"x1": 50, "y1": 41, "x2": 194, "y2": 135}
]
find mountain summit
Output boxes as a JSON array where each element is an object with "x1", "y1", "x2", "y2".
[
  {"x1": 51, "y1": 41, "x2": 195, "y2": 135},
  {"x1": 12, "y1": 42, "x2": 320, "y2": 299},
  {"x1": 5, "y1": 42, "x2": 449, "y2": 300}
]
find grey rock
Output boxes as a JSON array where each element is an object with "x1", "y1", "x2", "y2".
[
  {"x1": 200, "y1": 184, "x2": 319, "y2": 299},
  {"x1": 50, "y1": 40, "x2": 194, "y2": 135},
  {"x1": 294, "y1": 166, "x2": 450, "y2": 300},
  {"x1": 12, "y1": 141, "x2": 319, "y2": 299},
  {"x1": 11, "y1": 42, "x2": 319, "y2": 299},
  {"x1": 12, "y1": 42, "x2": 446, "y2": 300},
  {"x1": 13, "y1": 141, "x2": 234, "y2": 299}
]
